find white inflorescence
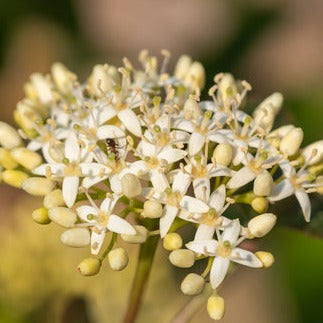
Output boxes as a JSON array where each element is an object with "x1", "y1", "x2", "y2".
[{"x1": 0, "y1": 50, "x2": 322, "y2": 321}]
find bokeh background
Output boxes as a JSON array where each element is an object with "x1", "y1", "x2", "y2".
[{"x1": 0, "y1": 1, "x2": 322, "y2": 322}]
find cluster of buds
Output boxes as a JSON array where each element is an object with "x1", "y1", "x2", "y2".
[{"x1": 0, "y1": 50, "x2": 322, "y2": 321}]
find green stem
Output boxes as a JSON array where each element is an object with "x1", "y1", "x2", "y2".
[{"x1": 123, "y1": 234, "x2": 159, "y2": 323}]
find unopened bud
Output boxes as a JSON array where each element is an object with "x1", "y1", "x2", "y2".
[
  {"x1": 169, "y1": 249, "x2": 195, "y2": 268},
  {"x1": 218, "y1": 73, "x2": 237, "y2": 103},
  {"x1": 32, "y1": 207, "x2": 51, "y2": 224},
  {"x1": 77, "y1": 257, "x2": 101, "y2": 276},
  {"x1": 174, "y1": 55, "x2": 192, "y2": 80},
  {"x1": 268, "y1": 124, "x2": 295, "y2": 138},
  {"x1": 30, "y1": 73, "x2": 53, "y2": 104},
  {"x1": 163, "y1": 232, "x2": 183, "y2": 251},
  {"x1": 22, "y1": 177, "x2": 55, "y2": 196},
  {"x1": 108, "y1": 248, "x2": 129, "y2": 271},
  {"x1": 51, "y1": 62, "x2": 76, "y2": 94},
  {"x1": 183, "y1": 98, "x2": 201, "y2": 120},
  {"x1": 90, "y1": 64, "x2": 115, "y2": 96},
  {"x1": 207, "y1": 295, "x2": 225, "y2": 321},
  {"x1": 0, "y1": 148, "x2": 18, "y2": 169},
  {"x1": 185, "y1": 62, "x2": 205, "y2": 90},
  {"x1": 60, "y1": 228, "x2": 90, "y2": 247},
  {"x1": 254, "y1": 105, "x2": 275, "y2": 133},
  {"x1": 248, "y1": 213, "x2": 276, "y2": 238},
  {"x1": 2, "y1": 170, "x2": 29, "y2": 188},
  {"x1": 121, "y1": 173, "x2": 142, "y2": 198},
  {"x1": 256, "y1": 251, "x2": 275, "y2": 268},
  {"x1": 121, "y1": 225, "x2": 148, "y2": 244},
  {"x1": 251, "y1": 197, "x2": 268, "y2": 213},
  {"x1": 48, "y1": 207, "x2": 77, "y2": 227},
  {"x1": 181, "y1": 273, "x2": 204, "y2": 296},
  {"x1": 11, "y1": 147, "x2": 42, "y2": 170},
  {"x1": 142, "y1": 200, "x2": 163, "y2": 218},
  {"x1": 302, "y1": 140, "x2": 323, "y2": 165},
  {"x1": 213, "y1": 143, "x2": 233, "y2": 166},
  {"x1": 0, "y1": 121, "x2": 22, "y2": 149},
  {"x1": 253, "y1": 171, "x2": 273, "y2": 196},
  {"x1": 43, "y1": 189, "x2": 65, "y2": 208},
  {"x1": 255, "y1": 92, "x2": 283, "y2": 116},
  {"x1": 280, "y1": 128, "x2": 304, "y2": 156}
]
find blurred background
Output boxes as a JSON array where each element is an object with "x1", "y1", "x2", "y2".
[{"x1": 0, "y1": 0, "x2": 322, "y2": 322}]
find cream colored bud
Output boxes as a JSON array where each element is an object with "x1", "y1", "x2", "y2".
[
  {"x1": 268, "y1": 124, "x2": 295, "y2": 138},
  {"x1": 218, "y1": 73, "x2": 237, "y2": 103},
  {"x1": 280, "y1": 128, "x2": 304, "y2": 156},
  {"x1": 11, "y1": 147, "x2": 42, "y2": 170},
  {"x1": 108, "y1": 248, "x2": 129, "y2": 271},
  {"x1": 248, "y1": 213, "x2": 277, "y2": 238},
  {"x1": 302, "y1": 140, "x2": 323, "y2": 165},
  {"x1": 213, "y1": 143, "x2": 233, "y2": 166},
  {"x1": 251, "y1": 197, "x2": 268, "y2": 213},
  {"x1": 121, "y1": 225, "x2": 148, "y2": 244},
  {"x1": 255, "y1": 92, "x2": 283, "y2": 116},
  {"x1": 163, "y1": 232, "x2": 183, "y2": 251},
  {"x1": 0, "y1": 121, "x2": 22, "y2": 149},
  {"x1": 2, "y1": 170, "x2": 29, "y2": 188},
  {"x1": 256, "y1": 251, "x2": 275, "y2": 268},
  {"x1": 181, "y1": 273, "x2": 204, "y2": 296},
  {"x1": 185, "y1": 62, "x2": 205, "y2": 90},
  {"x1": 60, "y1": 228, "x2": 90, "y2": 247},
  {"x1": 207, "y1": 295, "x2": 225, "y2": 321},
  {"x1": 169, "y1": 249, "x2": 195, "y2": 268},
  {"x1": 254, "y1": 105, "x2": 275, "y2": 133},
  {"x1": 0, "y1": 148, "x2": 18, "y2": 169},
  {"x1": 30, "y1": 73, "x2": 53, "y2": 104},
  {"x1": 77, "y1": 257, "x2": 101, "y2": 276},
  {"x1": 48, "y1": 207, "x2": 77, "y2": 227},
  {"x1": 174, "y1": 55, "x2": 192, "y2": 80},
  {"x1": 183, "y1": 98, "x2": 201, "y2": 120},
  {"x1": 51, "y1": 62, "x2": 76, "y2": 94},
  {"x1": 253, "y1": 171, "x2": 274, "y2": 196},
  {"x1": 91, "y1": 64, "x2": 114, "y2": 96},
  {"x1": 142, "y1": 200, "x2": 163, "y2": 218},
  {"x1": 43, "y1": 189, "x2": 65, "y2": 208},
  {"x1": 22, "y1": 177, "x2": 55, "y2": 196},
  {"x1": 15, "y1": 100, "x2": 42, "y2": 133},
  {"x1": 32, "y1": 207, "x2": 51, "y2": 224},
  {"x1": 121, "y1": 173, "x2": 142, "y2": 198}
]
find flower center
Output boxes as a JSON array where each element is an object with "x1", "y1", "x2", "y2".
[
  {"x1": 217, "y1": 241, "x2": 232, "y2": 258},
  {"x1": 64, "y1": 162, "x2": 82, "y2": 176}
]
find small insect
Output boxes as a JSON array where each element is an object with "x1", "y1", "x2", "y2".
[{"x1": 106, "y1": 138, "x2": 121, "y2": 160}]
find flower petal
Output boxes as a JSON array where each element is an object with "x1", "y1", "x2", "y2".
[
  {"x1": 65, "y1": 132, "x2": 80, "y2": 162},
  {"x1": 180, "y1": 196, "x2": 209, "y2": 213},
  {"x1": 172, "y1": 171, "x2": 191, "y2": 195},
  {"x1": 118, "y1": 109, "x2": 142, "y2": 137},
  {"x1": 210, "y1": 257, "x2": 230, "y2": 289},
  {"x1": 209, "y1": 184, "x2": 226, "y2": 211},
  {"x1": 97, "y1": 125, "x2": 125, "y2": 139},
  {"x1": 226, "y1": 166, "x2": 256, "y2": 189},
  {"x1": 91, "y1": 230, "x2": 106, "y2": 255},
  {"x1": 107, "y1": 215, "x2": 136, "y2": 235},
  {"x1": 222, "y1": 220, "x2": 240, "y2": 244},
  {"x1": 82, "y1": 175, "x2": 109, "y2": 189},
  {"x1": 193, "y1": 177, "x2": 210, "y2": 201},
  {"x1": 189, "y1": 132, "x2": 205, "y2": 156},
  {"x1": 230, "y1": 248, "x2": 262, "y2": 267},
  {"x1": 157, "y1": 147, "x2": 186, "y2": 164},
  {"x1": 77, "y1": 205, "x2": 98, "y2": 222},
  {"x1": 186, "y1": 239, "x2": 218, "y2": 255},
  {"x1": 295, "y1": 188, "x2": 311, "y2": 222},
  {"x1": 150, "y1": 169, "x2": 169, "y2": 193},
  {"x1": 110, "y1": 174, "x2": 122, "y2": 194},
  {"x1": 160, "y1": 205, "x2": 178, "y2": 238},
  {"x1": 194, "y1": 224, "x2": 215, "y2": 241},
  {"x1": 100, "y1": 195, "x2": 119, "y2": 213},
  {"x1": 80, "y1": 163, "x2": 111, "y2": 177},
  {"x1": 174, "y1": 119, "x2": 194, "y2": 133},
  {"x1": 62, "y1": 176, "x2": 79, "y2": 208},
  {"x1": 268, "y1": 179, "x2": 294, "y2": 202}
]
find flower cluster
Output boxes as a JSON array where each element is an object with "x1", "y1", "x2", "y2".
[{"x1": 0, "y1": 50, "x2": 322, "y2": 320}]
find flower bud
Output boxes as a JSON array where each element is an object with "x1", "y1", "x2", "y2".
[
  {"x1": 22, "y1": 177, "x2": 55, "y2": 196},
  {"x1": 48, "y1": 207, "x2": 77, "y2": 227},
  {"x1": 60, "y1": 228, "x2": 91, "y2": 247},
  {"x1": 213, "y1": 143, "x2": 233, "y2": 166},
  {"x1": 43, "y1": 189, "x2": 65, "y2": 208},
  {"x1": 268, "y1": 124, "x2": 295, "y2": 138},
  {"x1": 51, "y1": 62, "x2": 76, "y2": 94},
  {"x1": 255, "y1": 92, "x2": 283, "y2": 116},
  {"x1": 183, "y1": 98, "x2": 201, "y2": 120},
  {"x1": 108, "y1": 248, "x2": 129, "y2": 271},
  {"x1": 207, "y1": 295, "x2": 225, "y2": 321},
  {"x1": 181, "y1": 273, "x2": 204, "y2": 296},
  {"x1": 163, "y1": 232, "x2": 183, "y2": 251},
  {"x1": 2, "y1": 170, "x2": 29, "y2": 188},
  {"x1": 169, "y1": 249, "x2": 195, "y2": 268},
  {"x1": 90, "y1": 64, "x2": 116, "y2": 96},
  {"x1": 174, "y1": 55, "x2": 192, "y2": 80},
  {"x1": 185, "y1": 62, "x2": 205, "y2": 90},
  {"x1": 280, "y1": 128, "x2": 304, "y2": 156},
  {"x1": 248, "y1": 213, "x2": 277, "y2": 238},
  {"x1": 251, "y1": 197, "x2": 268, "y2": 213},
  {"x1": 0, "y1": 121, "x2": 22, "y2": 149},
  {"x1": 142, "y1": 200, "x2": 163, "y2": 218},
  {"x1": 255, "y1": 251, "x2": 275, "y2": 268},
  {"x1": 77, "y1": 257, "x2": 101, "y2": 276},
  {"x1": 30, "y1": 73, "x2": 53, "y2": 104},
  {"x1": 302, "y1": 140, "x2": 323, "y2": 165},
  {"x1": 121, "y1": 173, "x2": 142, "y2": 198},
  {"x1": 218, "y1": 73, "x2": 237, "y2": 103},
  {"x1": 32, "y1": 207, "x2": 51, "y2": 224},
  {"x1": 15, "y1": 100, "x2": 42, "y2": 133},
  {"x1": 253, "y1": 171, "x2": 274, "y2": 196},
  {"x1": 0, "y1": 148, "x2": 18, "y2": 169},
  {"x1": 254, "y1": 105, "x2": 275, "y2": 133},
  {"x1": 121, "y1": 225, "x2": 148, "y2": 244},
  {"x1": 11, "y1": 147, "x2": 42, "y2": 170}
]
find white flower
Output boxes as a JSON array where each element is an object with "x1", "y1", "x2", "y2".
[
  {"x1": 77, "y1": 193, "x2": 135, "y2": 255},
  {"x1": 186, "y1": 220, "x2": 262, "y2": 289}
]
